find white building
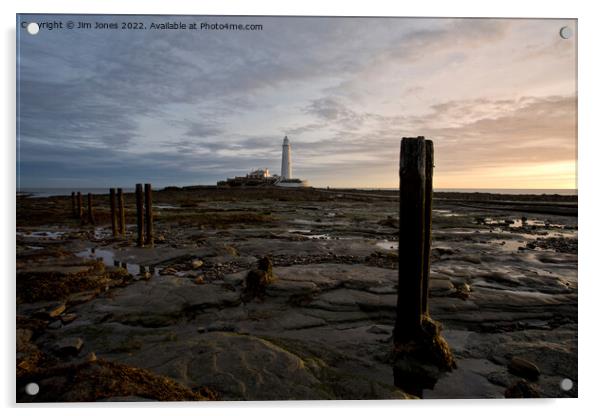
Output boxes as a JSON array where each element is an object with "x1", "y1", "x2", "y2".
[
  {"x1": 276, "y1": 136, "x2": 308, "y2": 188},
  {"x1": 281, "y1": 136, "x2": 292, "y2": 179}
]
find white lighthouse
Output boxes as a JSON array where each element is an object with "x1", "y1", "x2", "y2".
[{"x1": 281, "y1": 136, "x2": 292, "y2": 179}]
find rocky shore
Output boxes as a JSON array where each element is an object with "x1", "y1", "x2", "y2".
[{"x1": 16, "y1": 187, "x2": 577, "y2": 401}]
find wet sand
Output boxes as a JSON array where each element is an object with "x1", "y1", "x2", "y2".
[{"x1": 16, "y1": 187, "x2": 577, "y2": 401}]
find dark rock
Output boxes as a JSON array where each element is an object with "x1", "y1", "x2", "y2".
[
  {"x1": 486, "y1": 371, "x2": 513, "y2": 387},
  {"x1": 432, "y1": 247, "x2": 455, "y2": 256},
  {"x1": 191, "y1": 259, "x2": 204, "y2": 269},
  {"x1": 60, "y1": 313, "x2": 78, "y2": 324},
  {"x1": 48, "y1": 320, "x2": 63, "y2": 329},
  {"x1": 33, "y1": 301, "x2": 66, "y2": 319},
  {"x1": 67, "y1": 290, "x2": 100, "y2": 306},
  {"x1": 378, "y1": 216, "x2": 399, "y2": 228},
  {"x1": 160, "y1": 267, "x2": 178, "y2": 275},
  {"x1": 450, "y1": 282, "x2": 471, "y2": 300},
  {"x1": 55, "y1": 337, "x2": 84, "y2": 357},
  {"x1": 367, "y1": 325, "x2": 391, "y2": 335},
  {"x1": 508, "y1": 357, "x2": 540, "y2": 381},
  {"x1": 243, "y1": 256, "x2": 275, "y2": 298},
  {"x1": 391, "y1": 317, "x2": 456, "y2": 397},
  {"x1": 16, "y1": 329, "x2": 33, "y2": 351},
  {"x1": 197, "y1": 323, "x2": 239, "y2": 333},
  {"x1": 488, "y1": 355, "x2": 508, "y2": 366},
  {"x1": 16, "y1": 358, "x2": 217, "y2": 402},
  {"x1": 504, "y1": 379, "x2": 541, "y2": 398}
]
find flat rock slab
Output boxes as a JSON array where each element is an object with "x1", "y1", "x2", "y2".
[
  {"x1": 233, "y1": 238, "x2": 377, "y2": 258},
  {"x1": 310, "y1": 288, "x2": 396, "y2": 313},
  {"x1": 55, "y1": 337, "x2": 84, "y2": 356},
  {"x1": 68, "y1": 276, "x2": 241, "y2": 328},
  {"x1": 18, "y1": 300, "x2": 66, "y2": 319},
  {"x1": 275, "y1": 263, "x2": 397, "y2": 289},
  {"x1": 19, "y1": 264, "x2": 96, "y2": 276},
  {"x1": 95, "y1": 330, "x2": 408, "y2": 401}
]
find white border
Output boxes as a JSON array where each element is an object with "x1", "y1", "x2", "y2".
[{"x1": 3, "y1": 1, "x2": 600, "y2": 415}]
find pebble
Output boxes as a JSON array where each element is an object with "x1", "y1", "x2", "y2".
[
  {"x1": 508, "y1": 357, "x2": 540, "y2": 381},
  {"x1": 48, "y1": 320, "x2": 63, "y2": 329},
  {"x1": 55, "y1": 337, "x2": 84, "y2": 356},
  {"x1": 61, "y1": 313, "x2": 78, "y2": 324},
  {"x1": 34, "y1": 301, "x2": 66, "y2": 319},
  {"x1": 68, "y1": 290, "x2": 99, "y2": 305},
  {"x1": 504, "y1": 379, "x2": 541, "y2": 398}
]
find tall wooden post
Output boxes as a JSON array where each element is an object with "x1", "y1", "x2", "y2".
[
  {"x1": 87, "y1": 193, "x2": 95, "y2": 225},
  {"x1": 117, "y1": 188, "x2": 125, "y2": 236},
  {"x1": 144, "y1": 183, "x2": 154, "y2": 247},
  {"x1": 71, "y1": 192, "x2": 76, "y2": 218},
  {"x1": 77, "y1": 192, "x2": 83, "y2": 219},
  {"x1": 422, "y1": 140, "x2": 434, "y2": 315},
  {"x1": 394, "y1": 137, "x2": 426, "y2": 344},
  {"x1": 135, "y1": 184, "x2": 144, "y2": 247},
  {"x1": 109, "y1": 188, "x2": 117, "y2": 237}
]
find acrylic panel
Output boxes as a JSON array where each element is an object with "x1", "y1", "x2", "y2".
[{"x1": 16, "y1": 14, "x2": 577, "y2": 402}]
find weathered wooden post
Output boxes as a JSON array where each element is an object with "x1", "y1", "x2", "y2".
[
  {"x1": 77, "y1": 192, "x2": 83, "y2": 219},
  {"x1": 394, "y1": 137, "x2": 426, "y2": 344},
  {"x1": 109, "y1": 188, "x2": 118, "y2": 237},
  {"x1": 87, "y1": 193, "x2": 95, "y2": 225},
  {"x1": 71, "y1": 192, "x2": 77, "y2": 218},
  {"x1": 135, "y1": 184, "x2": 144, "y2": 247},
  {"x1": 117, "y1": 188, "x2": 125, "y2": 236},
  {"x1": 422, "y1": 140, "x2": 434, "y2": 316},
  {"x1": 144, "y1": 183, "x2": 154, "y2": 246},
  {"x1": 392, "y1": 137, "x2": 455, "y2": 394}
]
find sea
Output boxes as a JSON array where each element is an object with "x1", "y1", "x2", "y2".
[
  {"x1": 348, "y1": 188, "x2": 577, "y2": 196},
  {"x1": 18, "y1": 188, "x2": 137, "y2": 198},
  {"x1": 17, "y1": 187, "x2": 578, "y2": 198}
]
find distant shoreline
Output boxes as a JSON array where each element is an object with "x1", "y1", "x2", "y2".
[{"x1": 17, "y1": 186, "x2": 578, "y2": 198}]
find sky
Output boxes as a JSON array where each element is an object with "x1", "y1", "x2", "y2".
[{"x1": 17, "y1": 15, "x2": 577, "y2": 189}]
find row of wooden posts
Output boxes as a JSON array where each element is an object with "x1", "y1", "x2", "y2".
[
  {"x1": 65, "y1": 137, "x2": 433, "y2": 348},
  {"x1": 70, "y1": 183, "x2": 154, "y2": 247}
]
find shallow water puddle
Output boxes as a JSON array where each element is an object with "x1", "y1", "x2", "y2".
[
  {"x1": 484, "y1": 239, "x2": 527, "y2": 252},
  {"x1": 287, "y1": 228, "x2": 335, "y2": 240},
  {"x1": 154, "y1": 204, "x2": 179, "y2": 210},
  {"x1": 93, "y1": 227, "x2": 113, "y2": 239},
  {"x1": 376, "y1": 240, "x2": 398, "y2": 250},
  {"x1": 433, "y1": 209, "x2": 460, "y2": 217},
  {"x1": 17, "y1": 230, "x2": 66, "y2": 239},
  {"x1": 288, "y1": 229, "x2": 312, "y2": 234},
  {"x1": 484, "y1": 217, "x2": 565, "y2": 229},
  {"x1": 75, "y1": 247, "x2": 160, "y2": 276}
]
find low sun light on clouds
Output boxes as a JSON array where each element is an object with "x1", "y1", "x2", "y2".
[
  {"x1": 434, "y1": 160, "x2": 577, "y2": 190},
  {"x1": 17, "y1": 16, "x2": 577, "y2": 189}
]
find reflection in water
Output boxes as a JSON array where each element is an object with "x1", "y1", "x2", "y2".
[{"x1": 76, "y1": 247, "x2": 159, "y2": 277}]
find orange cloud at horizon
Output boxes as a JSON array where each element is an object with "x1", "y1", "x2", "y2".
[{"x1": 432, "y1": 160, "x2": 577, "y2": 190}]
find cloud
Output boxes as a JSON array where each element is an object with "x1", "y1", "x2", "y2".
[
  {"x1": 17, "y1": 15, "x2": 576, "y2": 188},
  {"x1": 304, "y1": 97, "x2": 356, "y2": 120},
  {"x1": 184, "y1": 122, "x2": 222, "y2": 138},
  {"x1": 427, "y1": 95, "x2": 577, "y2": 170}
]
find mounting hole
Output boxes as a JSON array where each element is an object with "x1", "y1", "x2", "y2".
[
  {"x1": 26, "y1": 22, "x2": 40, "y2": 35},
  {"x1": 560, "y1": 378, "x2": 573, "y2": 391},
  {"x1": 559, "y1": 26, "x2": 573, "y2": 39},
  {"x1": 25, "y1": 382, "x2": 39, "y2": 396}
]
